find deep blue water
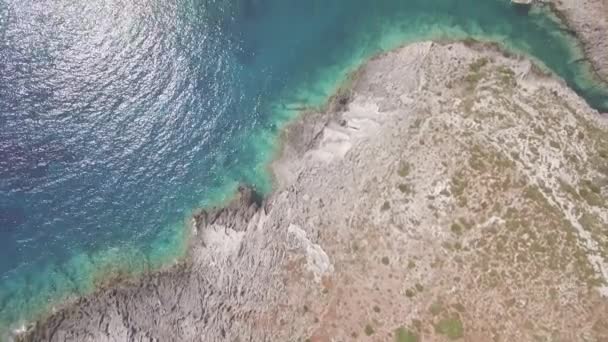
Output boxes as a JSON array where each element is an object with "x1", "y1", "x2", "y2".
[{"x1": 1, "y1": 0, "x2": 608, "y2": 333}]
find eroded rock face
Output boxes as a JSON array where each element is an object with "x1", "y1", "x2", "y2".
[{"x1": 20, "y1": 42, "x2": 608, "y2": 341}]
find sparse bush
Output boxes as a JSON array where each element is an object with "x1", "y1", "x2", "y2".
[
  {"x1": 434, "y1": 316, "x2": 464, "y2": 340},
  {"x1": 395, "y1": 327, "x2": 419, "y2": 342}
]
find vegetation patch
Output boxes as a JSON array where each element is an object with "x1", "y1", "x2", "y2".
[
  {"x1": 429, "y1": 301, "x2": 443, "y2": 316},
  {"x1": 523, "y1": 185, "x2": 546, "y2": 204},
  {"x1": 450, "y1": 171, "x2": 469, "y2": 207},
  {"x1": 496, "y1": 65, "x2": 516, "y2": 87},
  {"x1": 381, "y1": 201, "x2": 391, "y2": 211},
  {"x1": 452, "y1": 303, "x2": 466, "y2": 313},
  {"x1": 395, "y1": 327, "x2": 419, "y2": 342},
  {"x1": 381, "y1": 256, "x2": 390, "y2": 265},
  {"x1": 578, "y1": 180, "x2": 605, "y2": 207},
  {"x1": 434, "y1": 316, "x2": 464, "y2": 340},
  {"x1": 451, "y1": 222, "x2": 463, "y2": 235},
  {"x1": 464, "y1": 72, "x2": 484, "y2": 90},
  {"x1": 469, "y1": 58, "x2": 489, "y2": 73},
  {"x1": 398, "y1": 161, "x2": 412, "y2": 177},
  {"x1": 558, "y1": 178, "x2": 580, "y2": 200},
  {"x1": 398, "y1": 183, "x2": 415, "y2": 195}
]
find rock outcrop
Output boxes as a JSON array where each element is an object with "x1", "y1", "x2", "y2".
[{"x1": 19, "y1": 41, "x2": 608, "y2": 341}]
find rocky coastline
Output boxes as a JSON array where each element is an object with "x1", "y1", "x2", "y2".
[
  {"x1": 547, "y1": 0, "x2": 608, "y2": 81},
  {"x1": 15, "y1": 3, "x2": 608, "y2": 341},
  {"x1": 18, "y1": 38, "x2": 608, "y2": 341}
]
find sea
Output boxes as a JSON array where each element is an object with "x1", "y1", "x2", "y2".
[{"x1": 1, "y1": 0, "x2": 607, "y2": 335}]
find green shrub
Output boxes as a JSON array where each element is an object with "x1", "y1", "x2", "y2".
[
  {"x1": 395, "y1": 327, "x2": 419, "y2": 342},
  {"x1": 435, "y1": 316, "x2": 464, "y2": 340}
]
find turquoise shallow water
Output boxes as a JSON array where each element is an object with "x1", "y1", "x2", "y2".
[{"x1": 1, "y1": 0, "x2": 607, "y2": 334}]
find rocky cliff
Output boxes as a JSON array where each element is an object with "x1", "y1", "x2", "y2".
[{"x1": 20, "y1": 41, "x2": 608, "y2": 341}]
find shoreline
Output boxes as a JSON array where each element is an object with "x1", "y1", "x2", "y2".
[
  {"x1": 544, "y1": 0, "x2": 608, "y2": 82},
  {"x1": 17, "y1": 38, "x2": 608, "y2": 341},
  {"x1": 7, "y1": 67, "x2": 361, "y2": 342},
  {"x1": 9, "y1": 4, "x2": 608, "y2": 339}
]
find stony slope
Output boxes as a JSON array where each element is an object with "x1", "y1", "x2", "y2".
[{"x1": 20, "y1": 41, "x2": 608, "y2": 341}]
